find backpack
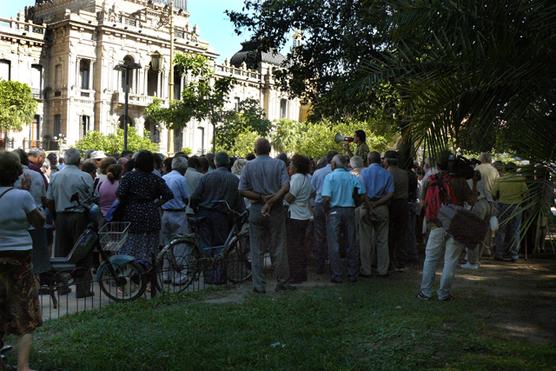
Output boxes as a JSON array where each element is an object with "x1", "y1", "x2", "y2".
[{"x1": 423, "y1": 172, "x2": 457, "y2": 222}]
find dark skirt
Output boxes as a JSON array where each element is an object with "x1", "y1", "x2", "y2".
[{"x1": 119, "y1": 232, "x2": 160, "y2": 262}]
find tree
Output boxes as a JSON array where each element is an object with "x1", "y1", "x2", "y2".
[
  {"x1": 75, "y1": 127, "x2": 158, "y2": 154},
  {"x1": 0, "y1": 80, "x2": 37, "y2": 132},
  {"x1": 217, "y1": 98, "x2": 271, "y2": 152},
  {"x1": 145, "y1": 52, "x2": 235, "y2": 153}
]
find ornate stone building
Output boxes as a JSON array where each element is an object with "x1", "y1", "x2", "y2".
[{"x1": 1, "y1": 0, "x2": 301, "y2": 154}]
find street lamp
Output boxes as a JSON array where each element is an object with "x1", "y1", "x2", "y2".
[{"x1": 114, "y1": 57, "x2": 142, "y2": 152}]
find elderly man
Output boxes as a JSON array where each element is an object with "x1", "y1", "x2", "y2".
[
  {"x1": 191, "y1": 152, "x2": 244, "y2": 248},
  {"x1": 185, "y1": 156, "x2": 204, "y2": 214},
  {"x1": 28, "y1": 148, "x2": 48, "y2": 189},
  {"x1": 322, "y1": 154, "x2": 367, "y2": 283},
  {"x1": 383, "y1": 150, "x2": 409, "y2": 270},
  {"x1": 161, "y1": 156, "x2": 190, "y2": 285},
  {"x1": 239, "y1": 138, "x2": 291, "y2": 293},
  {"x1": 310, "y1": 150, "x2": 338, "y2": 274},
  {"x1": 359, "y1": 151, "x2": 394, "y2": 277},
  {"x1": 46, "y1": 148, "x2": 94, "y2": 297}
]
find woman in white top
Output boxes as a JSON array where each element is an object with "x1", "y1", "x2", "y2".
[
  {"x1": 285, "y1": 154, "x2": 315, "y2": 283},
  {"x1": 0, "y1": 151, "x2": 45, "y2": 371}
]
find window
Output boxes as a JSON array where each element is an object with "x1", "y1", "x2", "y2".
[
  {"x1": 0, "y1": 59, "x2": 11, "y2": 81},
  {"x1": 173, "y1": 66, "x2": 182, "y2": 99},
  {"x1": 31, "y1": 64, "x2": 42, "y2": 98},
  {"x1": 79, "y1": 59, "x2": 91, "y2": 90},
  {"x1": 147, "y1": 68, "x2": 158, "y2": 96},
  {"x1": 80, "y1": 115, "x2": 90, "y2": 138},
  {"x1": 54, "y1": 64, "x2": 62, "y2": 93},
  {"x1": 280, "y1": 99, "x2": 288, "y2": 118},
  {"x1": 234, "y1": 97, "x2": 241, "y2": 112},
  {"x1": 53, "y1": 114, "x2": 62, "y2": 137}
]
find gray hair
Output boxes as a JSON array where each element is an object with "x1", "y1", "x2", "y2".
[
  {"x1": 231, "y1": 159, "x2": 247, "y2": 176},
  {"x1": 350, "y1": 155, "x2": 364, "y2": 169},
  {"x1": 214, "y1": 151, "x2": 230, "y2": 168},
  {"x1": 171, "y1": 156, "x2": 188, "y2": 172},
  {"x1": 64, "y1": 148, "x2": 82, "y2": 166},
  {"x1": 28, "y1": 148, "x2": 45, "y2": 158},
  {"x1": 479, "y1": 152, "x2": 492, "y2": 164},
  {"x1": 332, "y1": 154, "x2": 348, "y2": 168}
]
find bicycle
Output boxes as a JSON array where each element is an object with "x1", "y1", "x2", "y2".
[
  {"x1": 154, "y1": 200, "x2": 251, "y2": 293},
  {"x1": 43, "y1": 193, "x2": 149, "y2": 305}
]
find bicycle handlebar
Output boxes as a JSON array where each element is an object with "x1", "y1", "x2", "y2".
[{"x1": 209, "y1": 200, "x2": 247, "y2": 219}]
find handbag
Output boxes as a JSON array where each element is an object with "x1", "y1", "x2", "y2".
[{"x1": 438, "y1": 204, "x2": 489, "y2": 248}]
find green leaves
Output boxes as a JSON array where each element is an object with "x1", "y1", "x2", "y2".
[
  {"x1": 74, "y1": 128, "x2": 158, "y2": 154},
  {"x1": 0, "y1": 80, "x2": 37, "y2": 132}
]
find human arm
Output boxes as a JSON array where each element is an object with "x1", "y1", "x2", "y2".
[{"x1": 22, "y1": 192, "x2": 44, "y2": 229}]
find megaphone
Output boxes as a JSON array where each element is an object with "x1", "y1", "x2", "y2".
[{"x1": 334, "y1": 133, "x2": 354, "y2": 144}]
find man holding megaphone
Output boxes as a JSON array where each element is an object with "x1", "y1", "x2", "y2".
[{"x1": 336, "y1": 130, "x2": 370, "y2": 166}]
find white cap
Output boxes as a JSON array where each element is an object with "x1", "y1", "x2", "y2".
[{"x1": 90, "y1": 151, "x2": 107, "y2": 160}]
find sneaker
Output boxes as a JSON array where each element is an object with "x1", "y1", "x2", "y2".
[
  {"x1": 417, "y1": 291, "x2": 432, "y2": 301},
  {"x1": 438, "y1": 294, "x2": 455, "y2": 302},
  {"x1": 460, "y1": 262, "x2": 479, "y2": 270}
]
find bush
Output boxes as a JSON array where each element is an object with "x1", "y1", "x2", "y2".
[{"x1": 75, "y1": 128, "x2": 158, "y2": 154}]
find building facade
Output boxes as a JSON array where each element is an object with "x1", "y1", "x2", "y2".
[{"x1": 1, "y1": 0, "x2": 301, "y2": 154}]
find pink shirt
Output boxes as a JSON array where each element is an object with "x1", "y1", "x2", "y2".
[{"x1": 98, "y1": 180, "x2": 119, "y2": 216}]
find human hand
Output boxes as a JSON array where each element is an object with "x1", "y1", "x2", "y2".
[{"x1": 261, "y1": 202, "x2": 272, "y2": 217}]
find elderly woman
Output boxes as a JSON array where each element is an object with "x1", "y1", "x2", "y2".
[
  {"x1": 285, "y1": 154, "x2": 314, "y2": 283},
  {"x1": 117, "y1": 151, "x2": 173, "y2": 262},
  {"x1": 0, "y1": 151, "x2": 45, "y2": 371}
]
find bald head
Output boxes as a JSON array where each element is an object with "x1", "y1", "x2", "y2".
[{"x1": 254, "y1": 138, "x2": 271, "y2": 156}]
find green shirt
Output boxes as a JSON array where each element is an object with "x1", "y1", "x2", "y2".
[
  {"x1": 355, "y1": 143, "x2": 369, "y2": 164},
  {"x1": 492, "y1": 174, "x2": 528, "y2": 205}
]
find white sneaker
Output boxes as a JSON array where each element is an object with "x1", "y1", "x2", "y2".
[{"x1": 460, "y1": 262, "x2": 479, "y2": 270}]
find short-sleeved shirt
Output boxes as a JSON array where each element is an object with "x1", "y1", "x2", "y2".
[
  {"x1": 388, "y1": 166, "x2": 409, "y2": 200},
  {"x1": 162, "y1": 170, "x2": 190, "y2": 211},
  {"x1": 322, "y1": 168, "x2": 366, "y2": 208},
  {"x1": 360, "y1": 164, "x2": 394, "y2": 200},
  {"x1": 475, "y1": 163, "x2": 499, "y2": 197},
  {"x1": 239, "y1": 155, "x2": 289, "y2": 196},
  {"x1": 192, "y1": 167, "x2": 244, "y2": 212},
  {"x1": 287, "y1": 174, "x2": 314, "y2": 220},
  {"x1": 0, "y1": 187, "x2": 36, "y2": 252},
  {"x1": 46, "y1": 165, "x2": 94, "y2": 213},
  {"x1": 492, "y1": 174, "x2": 528, "y2": 205},
  {"x1": 15, "y1": 166, "x2": 46, "y2": 209},
  {"x1": 311, "y1": 164, "x2": 332, "y2": 203}
]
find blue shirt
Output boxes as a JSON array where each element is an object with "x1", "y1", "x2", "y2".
[
  {"x1": 321, "y1": 168, "x2": 366, "y2": 208},
  {"x1": 360, "y1": 164, "x2": 394, "y2": 199},
  {"x1": 162, "y1": 170, "x2": 190, "y2": 210},
  {"x1": 311, "y1": 164, "x2": 332, "y2": 203}
]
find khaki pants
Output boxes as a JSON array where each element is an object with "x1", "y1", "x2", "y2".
[
  {"x1": 467, "y1": 199, "x2": 493, "y2": 264},
  {"x1": 359, "y1": 205, "x2": 389, "y2": 275}
]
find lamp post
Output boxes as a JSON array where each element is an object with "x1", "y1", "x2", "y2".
[{"x1": 114, "y1": 57, "x2": 142, "y2": 152}]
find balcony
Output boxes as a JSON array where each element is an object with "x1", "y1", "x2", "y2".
[{"x1": 112, "y1": 91, "x2": 164, "y2": 108}]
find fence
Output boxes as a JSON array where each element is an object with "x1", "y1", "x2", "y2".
[{"x1": 39, "y1": 254, "x2": 251, "y2": 321}]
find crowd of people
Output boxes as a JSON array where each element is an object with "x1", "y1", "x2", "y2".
[{"x1": 0, "y1": 129, "x2": 547, "y2": 371}]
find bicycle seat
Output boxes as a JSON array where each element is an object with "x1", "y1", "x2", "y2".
[{"x1": 188, "y1": 216, "x2": 207, "y2": 226}]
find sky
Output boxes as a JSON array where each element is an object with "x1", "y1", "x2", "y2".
[{"x1": 6, "y1": 0, "x2": 249, "y2": 60}]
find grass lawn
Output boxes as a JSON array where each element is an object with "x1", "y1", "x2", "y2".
[{"x1": 7, "y1": 270, "x2": 556, "y2": 370}]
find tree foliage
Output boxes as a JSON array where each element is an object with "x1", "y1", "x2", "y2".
[
  {"x1": 145, "y1": 53, "x2": 235, "y2": 152},
  {"x1": 75, "y1": 128, "x2": 158, "y2": 154},
  {"x1": 271, "y1": 118, "x2": 397, "y2": 159},
  {"x1": 0, "y1": 80, "x2": 37, "y2": 132},
  {"x1": 217, "y1": 99, "x2": 271, "y2": 151}
]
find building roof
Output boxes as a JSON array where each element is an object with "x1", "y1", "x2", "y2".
[{"x1": 230, "y1": 40, "x2": 285, "y2": 69}]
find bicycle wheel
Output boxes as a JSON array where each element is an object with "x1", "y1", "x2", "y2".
[
  {"x1": 98, "y1": 261, "x2": 146, "y2": 301},
  {"x1": 226, "y1": 235, "x2": 251, "y2": 283},
  {"x1": 156, "y1": 241, "x2": 199, "y2": 293}
]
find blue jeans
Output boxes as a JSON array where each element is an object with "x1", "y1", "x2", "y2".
[
  {"x1": 327, "y1": 207, "x2": 358, "y2": 281},
  {"x1": 495, "y1": 203, "x2": 522, "y2": 260},
  {"x1": 420, "y1": 227, "x2": 464, "y2": 299}
]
